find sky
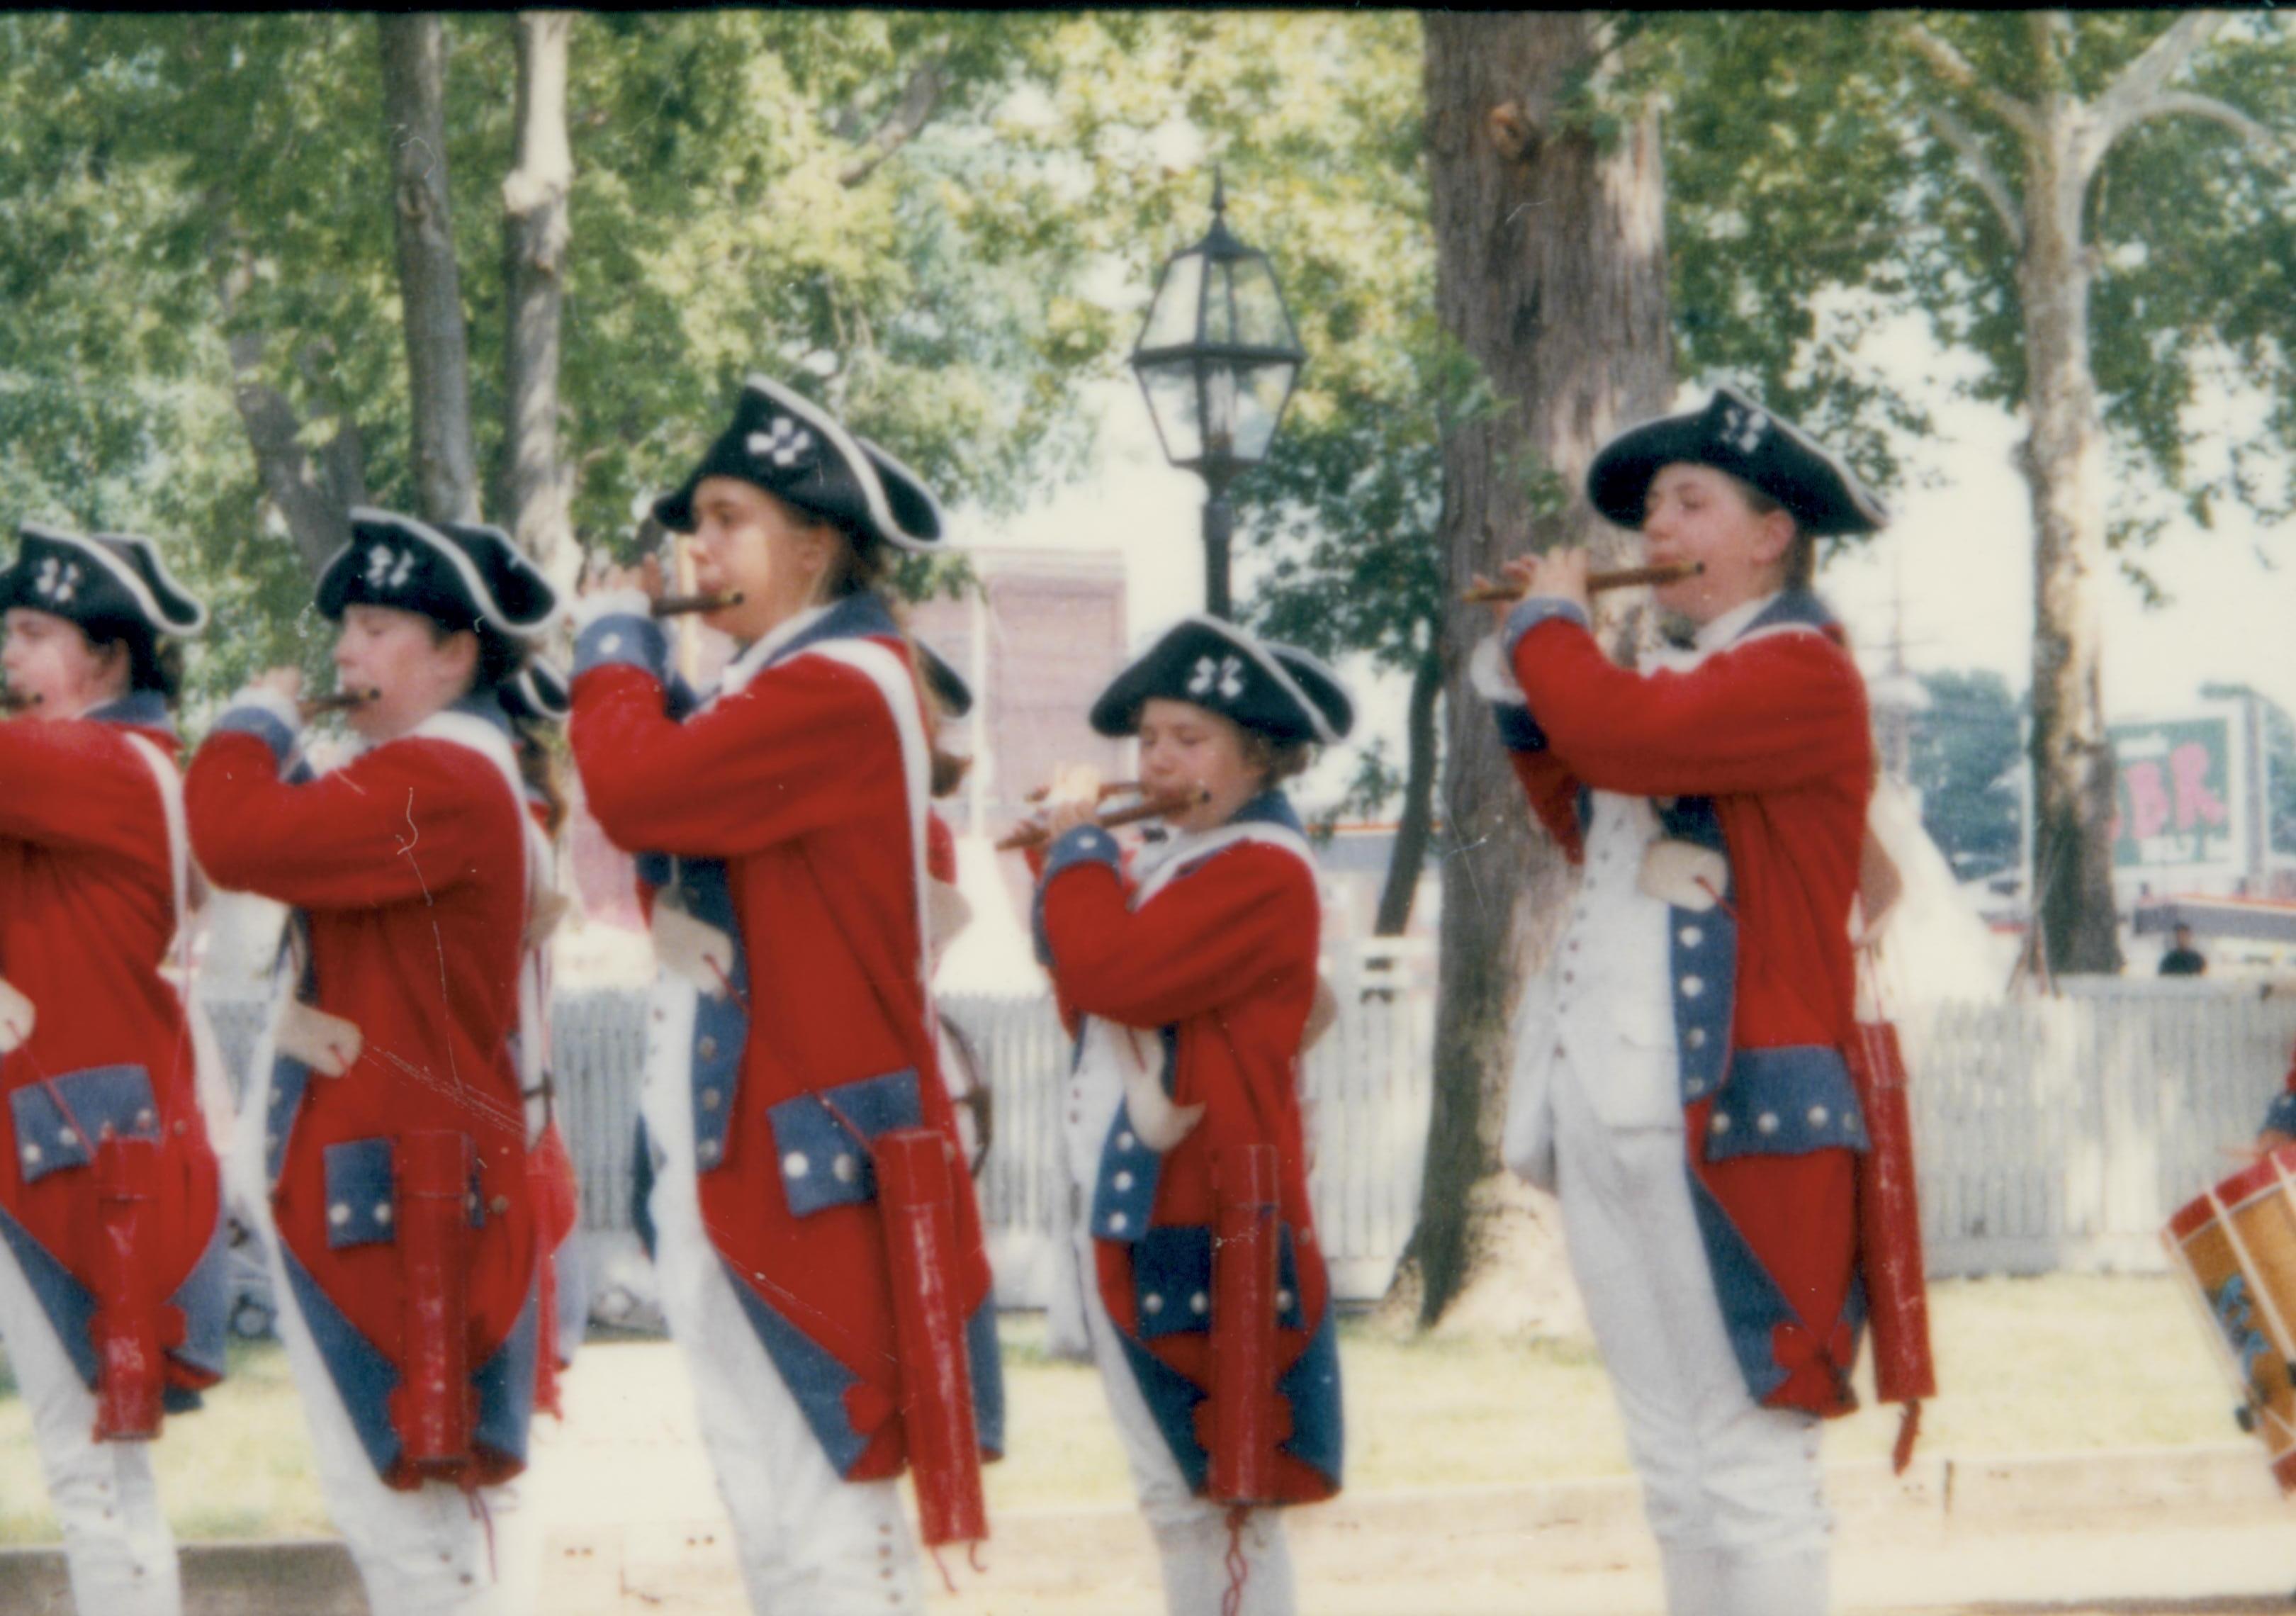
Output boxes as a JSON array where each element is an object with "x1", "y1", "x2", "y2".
[{"x1": 947, "y1": 322, "x2": 2296, "y2": 819}]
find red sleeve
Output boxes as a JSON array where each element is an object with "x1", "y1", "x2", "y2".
[
  {"x1": 570, "y1": 658, "x2": 901, "y2": 858},
  {"x1": 1040, "y1": 843, "x2": 1315, "y2": 1028},
  {"x1": 1510, "y1": 621, "x2": 1870, "y2": 798},
  {"x1": 1506, "y1": 750, "x2": 1586, "y2": 863},
  {"x1": 926, "y1": 811, "x2": 956, "y2": 885},
  {"x1": 186, "y1": 732, "x2": 518, "y2": 911},
  {"x1": 0, "y1": 720, "x2": 165, "y2": 863}
]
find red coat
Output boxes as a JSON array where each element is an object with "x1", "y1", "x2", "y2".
[
  {"x1": 570, "y1": 593, "x2": 1000, "y2": 1482},
  {"x1": 0, "y1": 696, "x2": 227, "y2": 1401},
  {"x1": 1035, "y1": 797, "x2": 1342, "y2": 1502},
  {"x1": 187, "y1": 697, "x2": 539, "y2": 1483},
  {"x1": 1502, "y1": 591, "x2": 1874, "y2": 1415}
]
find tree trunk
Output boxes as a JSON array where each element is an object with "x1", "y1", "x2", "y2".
[
  {"x1": 502, "y1": 11, "x2": 576, "y2": 588},
  {"x1": 1408, "y1": 12, "x2": 1674, "y2": 1325},
  {"x1": 217, "y1": 245, "x2": 366, "y2": 578},
  {"x1": 1374, "y1": 644, "x2": 1444, "y2": 936},
  {"x1": 378, "y1": 13, "x2": 480, "y2": 525},
  {"x1": 2019, "y1": 93, "x2": 2123, "y2": 975}
]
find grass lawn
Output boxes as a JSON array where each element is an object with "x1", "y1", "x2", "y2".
[{"x1": 0, "y1": 1273, "x2": 2242, "y2": 1542}]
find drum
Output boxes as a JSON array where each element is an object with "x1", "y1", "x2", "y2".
[
  {"x1": 2164, "y1": 1145, "x2": 2296, "y2": 1491},
  {"x1": 936, "y1": 1010, "x2": 992, "y2": 1180}
]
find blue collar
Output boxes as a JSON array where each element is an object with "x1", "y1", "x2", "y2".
[
  {"x1": 1743, "y1": 589, "x2": 1838, "y2": 638},
  {"x1": 87, "y1": 690, "x2": 176, "y2": 738},
  {"x1": 1226, "y1": 789, "x2": 1304, "y2": 836},
  {"x1": 768, "y1": 591, "x2": 902, "y2": 670},
  {"x1": 451, "y1": 690, "x2": 515, "y2": 737}
]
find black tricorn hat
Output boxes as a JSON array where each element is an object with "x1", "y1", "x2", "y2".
[
  {"x1": 498, "y1": 656, "x2": 568, "y2": 726},
  {"x1": 915, "y1": 639, "x2": 972, "y2": 720},
  {"x1": 1089, "y1": 615, "x2": 1353, "y2": 747},
  {"x1": 316, "y1": 510, "x2": 558, "y2": 639},
  {"x1": 1587, "y1": 386, "x2": 1889, "y2": 538},
  {"x1": 651, "y1": 374, "x2": 945, "y2": 553},
  {"x1": 0, "y1": 522, "x2": 207, "y2": 638}
]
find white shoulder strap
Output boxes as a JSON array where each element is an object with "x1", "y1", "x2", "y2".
[
  {"x1": 1135, "y1": 819, "x2": 1319, "y2": 908},
  {"x1": 121, "y1": 731, "x2": 191, "y2": 955},
  {"x1": 806, "y1": 639, "x2": 935, "y2": 1006}
]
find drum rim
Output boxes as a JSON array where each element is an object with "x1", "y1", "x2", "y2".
[{"x1": 2169, "y1": 1143, "x2": 2296, "y2": 1241}]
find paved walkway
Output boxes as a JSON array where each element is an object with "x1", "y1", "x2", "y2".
[{"x1": 5, "y1": 1337, "x2": 2293, "y2": 1614}]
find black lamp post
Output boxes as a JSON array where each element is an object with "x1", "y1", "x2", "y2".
[{"x1": 1128, "y1": 172, "x2": 1306, "y2": 619}]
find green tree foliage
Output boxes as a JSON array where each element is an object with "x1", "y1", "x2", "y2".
[
  {"x1": 1910, "y1": 670, "x2": 2024, "y2": 881},
  {"x1": 0, "y1": 13, "x2": 1116, "y2": 702}
]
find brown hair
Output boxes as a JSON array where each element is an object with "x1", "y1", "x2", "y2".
[
  {"x1": 1242, "y1": 731, "x2": 1315, "y2": 790},
  {"x1": 82, "y1": 620, "x2": 184, "y2": 707},
  {"x1": 1729, "y1": 478, "x2": 1816, "y2": 593},
  {"x1": 513, "y1": 717, "x2": 569, "y2": 838}
]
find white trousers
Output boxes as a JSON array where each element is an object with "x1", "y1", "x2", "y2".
[
  {"x1": 1074, "y1": 1228, "x2": 1296, "y2": 1616},
  {"x1": 1548, "y1": 1065, "x2": 1830, "y2": 1616},
  {"x1": 0, "y1": 1227, "x2": 182, "y2": 1615},
  {"x1": 640, "y1": 980, "x2": 925, "y2": 1616},
  {"x1": 264, "y1": 1225, "x2": 541, "y2": 1616}
]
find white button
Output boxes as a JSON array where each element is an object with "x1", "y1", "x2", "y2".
[
  {"x1": 1144, "y1": 1293, "x2": 1164, "y2": 1314},
  {"x1": 701, "y1": 1088, "x2": 721, "y2": 1111},
  {"x1": 698, "y1": 1139, "x2": 721, "y2": 1162},
  {"x1": 600, "y1": 632, "x2": 623, "y2": 654},
  {"x1": 1686, "y1": 1079, "x2": 1705, "y2": 1096},
  {"x1": 1116, "y1": 1132, "x2": 1136, "y2": 1152},
  {"x1": 375, "y1": 1203, "x2": 393, "y2": 1224},
  {"x1": 1108, "y1": 1213, "x2": 1129, "y2": 1233},
  {"x1": 1711, "y1": 1113, "x2": 1732, "y2": 1135},
  {"x1": 1679, "y1": 926, "x2": 1703, "y2": 948},
  {"x1": 1276, "y1": 1289, "x2": 1295, "y2": 1311},
  {"x1": 1114, "y1": 1171, "x2": 1135, "y2": 1191},
  {"x1": 1757, "y1": 1112, "x2": 1780, "y2": 1135},
  {"x1": 1687, "y1": 1028, "x2": 1708, "y2": 1048},
  {"x1": 1679, "y1": 977, "x2": 1704, "y2": 998},
  {"x1": 135, "y1": 1109, "x2": 154, "y2": 1129},
  {"x1": 1189, "y1": 1292, "x2": 1209, "y2": 1315},
  {"x1": 784, "y1": 1152, "x2": 810, "y2": 1179},
  {"x1": 57, "y1": 1128, "x2": 77, "y2": 1146},
  {"x1": 1808, "y1": 1106, "x2": 1829, "y2": 1127},
  {"x1": 21, "y1": 1144, "x2": 39, "y2": 1165},
  {"x1": 832, "y1": 1153, "x2": 858, "y2": 1184},
  {"x1": 329, "y1": 1203, "x2": 350, "y2": 1225}
]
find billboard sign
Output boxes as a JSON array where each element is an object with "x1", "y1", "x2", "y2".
[{"x1": 2109, "y1": 704, "x2": 2249, "y2": 886}]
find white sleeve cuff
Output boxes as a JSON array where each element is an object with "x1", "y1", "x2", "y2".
[{"x1": 1468, "y1": 635, "x2": 1526, "y2": 707}]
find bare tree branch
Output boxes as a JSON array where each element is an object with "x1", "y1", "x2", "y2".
[
  {"x1": 835, "y1": 54, "x2": 950, "y2": 189},
  {"x1": 2098, "y1": 87, "x2": 2287, "y2": 158},
  {"x1": 2092, "y1": 10, "x2": 2229, "y2": 139},
  {"x1": 1900, "y1": 18, "x2": 2041, "y2": 140},
  {"x1": 1922, "y1": 99, "x2": 2027, "y2": 249}
]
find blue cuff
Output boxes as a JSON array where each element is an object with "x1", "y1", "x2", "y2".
[
  {"x1": 2263, "y1": 1090, "x2": 2296, "y2": 1140},
  {"x1": 573, "y1": 612, "x2": 670, "y2": 680},
  {"x1": 213, "y1": 702, "x2": 300, "y2": 767},
  {"x1": 1704, "y1": 1046, "x2": 1869, "y2": 1160},
  {"x1": 322, "y1": 1138, "x2": 397, "y2": 1249},
  {"x1": 1493, "y1": 703, "x2": 1548, "y2": 753},
  {"x1": 1032, "y1": 824, "x2": 1125, "y2": 967},
  {"x1": 1501, "y1": 595, "x2": 1592, "y2": 663}
]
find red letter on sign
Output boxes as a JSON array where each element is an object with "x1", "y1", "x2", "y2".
[
  {"x1": 2126, "y1": 761, "x2": 2171, "y2": 841},
  {"x1": 2171, "y1": 742, "x2": 2228, "y2": 831}
]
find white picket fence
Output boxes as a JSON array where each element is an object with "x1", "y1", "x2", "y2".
[
  {"x1": 201, "y1": 975, "x2": 2296, "y2": 1297},
  {"x1": 1902, "y1": 979, "x2": 2296, "y2": 1275}
]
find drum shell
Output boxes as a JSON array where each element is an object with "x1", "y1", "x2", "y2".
[{"x1": 2166, "y1": 1146, "x2": 2296, "y2": 1492}]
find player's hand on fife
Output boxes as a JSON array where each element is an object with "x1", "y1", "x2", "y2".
[
  {"x1": 1470, "y1": 549, "x2": 1592, "y2": 632},
  {"x1": 1040, "y1": 763, "x2": 1103, "y2": 840}
]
